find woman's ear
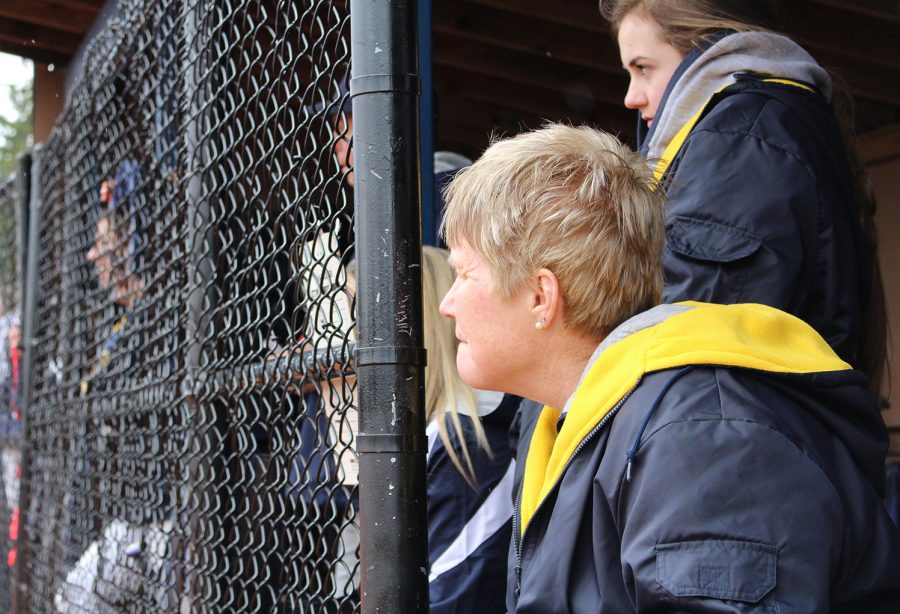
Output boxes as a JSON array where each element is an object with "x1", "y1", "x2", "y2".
[{"x1": 531, "y1": 268, "x2": 561, "y2": 328}]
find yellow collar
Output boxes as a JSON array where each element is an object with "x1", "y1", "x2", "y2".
[{"x1": 520, "y1": 302, "x2": 849, "y2": 535}]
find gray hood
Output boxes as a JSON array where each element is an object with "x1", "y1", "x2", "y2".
[{"x1": 645, "y1": 31, "x2": 832, "y2": 164}]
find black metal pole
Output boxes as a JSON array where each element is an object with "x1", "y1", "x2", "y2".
[
  {"x1": 12, "y1": 146, "x2": 41, "y2": 614},
  {"x1": 350, "y1": 1, "x2": 428, "y2": 612}
]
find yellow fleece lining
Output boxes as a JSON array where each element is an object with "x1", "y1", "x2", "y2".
[{"x1": 520, "y1": 302, "x2": 850, "y2": 535}]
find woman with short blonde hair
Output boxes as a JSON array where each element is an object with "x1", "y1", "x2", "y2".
[{"x1": 440, "y1": 123, "x2": 900, "y2": 612}]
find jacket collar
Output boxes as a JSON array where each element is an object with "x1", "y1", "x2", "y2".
[
  {"x1": 520, "y1": 302, "x2": 851, "y2": 535},
  {"x1": 640, "y1": 31, "x2": 831, "y2": 160}
]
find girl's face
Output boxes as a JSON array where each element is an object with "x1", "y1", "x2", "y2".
[{"x1": 617, "y1": 11, "x2": 685, "y2": 128}]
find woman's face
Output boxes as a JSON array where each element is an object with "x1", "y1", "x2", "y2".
[
  {"x1": 439, "y1": 240, "x2": 536, "y2": 394},
  {"x1": 617, "y1": 11, "x2": 685, "y2": 128}
]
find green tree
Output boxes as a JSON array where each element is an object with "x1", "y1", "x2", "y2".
[{"x1": 0, "y1": 81, "x2": 33, "y2": 178}]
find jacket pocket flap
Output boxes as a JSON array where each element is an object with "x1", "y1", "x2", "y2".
[
  {"x1": 656, "y1": 540, "x2": 777, "y2": 603},
  {"x1": 667, "y1": 215, "x2": 763, "y2": 263}
]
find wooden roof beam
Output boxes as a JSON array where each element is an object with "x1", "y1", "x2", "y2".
[
  {"x1": 466, "y1": 0, "x2": 608, "y2": 33},
  {"x1": 434, "y1": 2, "x2": 623, "y2": 74},
  {"x1": 434, "y1": 31, "x2": 628, "y2": 108},
  {"x1": 786, "y1": 0, "x2": 900, "y2": 70},
  {"x1": 436, "y1": 1, "x2": 900, "y2": 108},
  {"x1": 436, "y1": 66, "x2": 635, "y2": 132},
  {"x1": 807, "y1": 0, "x2": 900, "y2": 22},
  {"x1": 42, "y1": 0, "x2": 105, "y2": 11},
  {"x1": 0, "y1": 19, "x2": 84, "y2": 57},
  {"x1": 0, "y1": 1, "x2": 98, "y2": 35}
]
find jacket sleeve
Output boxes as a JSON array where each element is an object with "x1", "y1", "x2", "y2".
[
  {"x1": 427, "y1": 419, "x2": 514, "y2": 614},
  {"x1": 662, "y1": 125, "x2": 818, "y2": 310},
  {"x1": 614, "y1": 418, "x2": 842, "y2": 612}
]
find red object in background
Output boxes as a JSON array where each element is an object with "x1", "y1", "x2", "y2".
[
  {"x1": 7, "y1": 506, "x2": 18, "y2": 567},
  {"x1": 9, "y1": 343, "x2": 19, "y2": 420},
  {"x1": 100, "y1": 179, "x2": 115, "y2": 204},
  {"x1": 8, "y1": 333, "x2": 22, "y2": 567}
]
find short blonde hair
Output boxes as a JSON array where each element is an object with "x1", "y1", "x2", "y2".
[{"x1": 442, "y1": 124, "x2": 665, "y2": 337}]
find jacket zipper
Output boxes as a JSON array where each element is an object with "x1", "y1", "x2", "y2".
[{"x1": 513, "y1": 382, "x2": 640, "y2": 595}]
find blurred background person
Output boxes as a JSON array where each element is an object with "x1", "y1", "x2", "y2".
[{"x1": 330, "y1": 92, "x2": 472, "y2": 249}]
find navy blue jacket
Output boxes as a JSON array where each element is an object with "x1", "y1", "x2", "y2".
[
  {"x1": 659, "y1": 76, "x2": 864, "y2": 367},
  {"x1": 509, "y1": 303, "x2": 900, "y2": 613}
]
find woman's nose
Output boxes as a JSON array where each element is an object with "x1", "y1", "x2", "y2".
[
  {"x1": 623, "y1": 80, "x2": 646, "y2": 110},
  {"x1": 439, "y1": 289, "x2": 454, "y2": 319}
]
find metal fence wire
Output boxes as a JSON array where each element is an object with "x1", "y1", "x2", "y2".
[
  {"x1": 0, "y1": 174, "x2": 23, "y2": 613},
  {"x1": 16, "y1": 0, "x2": 366, "y2": 611}
]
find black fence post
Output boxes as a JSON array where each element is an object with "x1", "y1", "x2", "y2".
[
  {"x1": 350, "y1": 0, "x2": 428, "y2": 612},
  {"x1": 12, "y1": 146, "x2": 41, "y2": 614}
]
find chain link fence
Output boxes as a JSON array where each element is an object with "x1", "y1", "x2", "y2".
[
  {"x1": 13, "y1": 0, "x2": 377, "y2": 611},
  {"x1": 0, "y1": 174, "x2": 23, "y2": 612}
]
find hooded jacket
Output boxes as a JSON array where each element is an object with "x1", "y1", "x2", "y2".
[
  {"x1": 508, "y1": 302, "x2": 900, "y2": 613},
  {"x1": 640, "y1": 32, "x2": 865, "y2": 368}
]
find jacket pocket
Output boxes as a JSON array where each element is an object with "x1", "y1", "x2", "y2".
[
  {"x1": 655, "y1": 539, "x2": 777, "y2": 603},
  {"x1": 666, "y1": 215, "x2": 763, "y2": 263}
]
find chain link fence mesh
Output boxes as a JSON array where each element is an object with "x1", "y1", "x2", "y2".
[
  {"x1": 0, "y1": 174, "x2": 22, "y2": 612},
  {"x1": 18, "y1": 0, "x2": 361, "y2": 611}
]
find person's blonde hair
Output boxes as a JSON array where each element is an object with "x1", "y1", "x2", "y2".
[
  {"x1": 598, "y1": 0, "x2": 776, "y2": 54},
  {"x1": 421, "y1": 246, "x2": 488, "y2": 483},
  {"x1": 442, "y1": 123, "x2": 665, "y2": 338}
]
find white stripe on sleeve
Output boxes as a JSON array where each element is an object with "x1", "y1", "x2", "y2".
[{"x1": 429, "y1": 459, "x2": 516, "y2": 583}]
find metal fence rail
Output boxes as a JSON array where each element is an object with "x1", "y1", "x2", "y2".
[{"x1": 13, "y1": 0, "x2": 379, "y2": 611}]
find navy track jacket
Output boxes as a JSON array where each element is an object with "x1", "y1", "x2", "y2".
[{"x1": 509, "y1": 303, "x2": 900, "y2": 613}]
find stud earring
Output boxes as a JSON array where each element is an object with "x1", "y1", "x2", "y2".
[{"x1": 535, "y1": 317, "x2": 547, "y2": 330}]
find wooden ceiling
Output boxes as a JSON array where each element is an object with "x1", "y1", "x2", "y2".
[
  {"x1": 1, "y1": 0, "x2": 897, "y2": 157},
  {"x1": 0, "y1": 0, "x2": 104, "y2": 66}
]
